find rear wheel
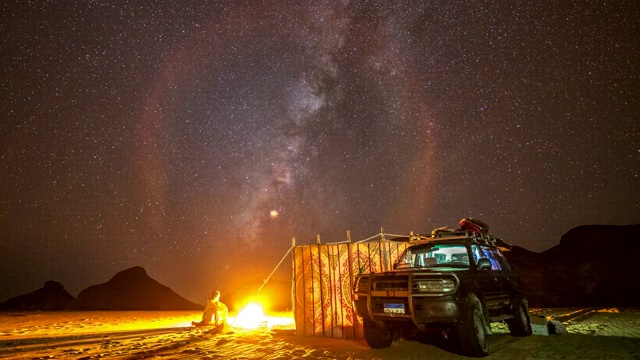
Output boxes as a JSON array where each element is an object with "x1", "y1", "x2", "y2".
[
  {"x1": 363, "y1": 318, "x2": 393, "y2": 348},
  {"x1": 456, "y1": 293, "x2": 489, "y2": 357},
  {"x1": 507, "y1": 295, "x2": 531, "y2": 337}
]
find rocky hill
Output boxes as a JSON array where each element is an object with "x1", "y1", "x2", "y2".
[
  {"x1": 505, "y1": 224, "x2": 640, "y2": 307},
  {"x1": 0, "y1": 281, "x2": 75, "y2": 311},
  {"x1": 1, "y1": 267, "x2": 203, "y2": 311},
  {"x1": 75, "y1": 266, "x2": 202, "y2": 310}
]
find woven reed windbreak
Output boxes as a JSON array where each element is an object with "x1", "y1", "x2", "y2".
[{"x1": 292, "y1": 240, "x2": 408, "y2": 338}]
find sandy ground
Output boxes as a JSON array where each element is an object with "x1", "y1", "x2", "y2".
[{"x1": 0, "y1": 308, "x2": 639, "y2": 359}]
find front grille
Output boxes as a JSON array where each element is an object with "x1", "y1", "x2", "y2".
[
  {"x1": 372, "y1": 274, "x2": 410, "y2": 292},
  {"x1": 373, "y1": 280, "x2": 409, "y2": 291}
]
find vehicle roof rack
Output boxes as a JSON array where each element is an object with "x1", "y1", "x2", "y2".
[{"x1": 409, "y1": 230, "x2": 512, "y2": 250}]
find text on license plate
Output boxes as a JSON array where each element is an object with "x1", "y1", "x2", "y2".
[{"x1": 383, "y1": 303, "x2": 405, "y2": 314}]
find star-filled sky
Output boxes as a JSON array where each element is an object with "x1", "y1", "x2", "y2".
[{"x1": 1, "y1": 0, "x2": 638, "y2": 304}]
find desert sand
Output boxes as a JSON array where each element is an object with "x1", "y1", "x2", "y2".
[{"x1": 1, "y1": 308, "x2": 639, "y2": 359}]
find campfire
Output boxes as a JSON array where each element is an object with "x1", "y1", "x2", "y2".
[{"x1": 230, "y1": 299, "x2": 295, "y2": 330}]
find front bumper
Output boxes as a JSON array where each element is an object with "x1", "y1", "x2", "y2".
[
  {"x1": 354, "y1": 294, "x2": 464, "y2": 329},
  {"x1": 353, "y1": 272, "x2": 464, "y2": 329}
]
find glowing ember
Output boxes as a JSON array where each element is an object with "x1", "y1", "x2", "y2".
[
  {"x1": 270, "y1": 210, "x2": 279, "y2": 218},
  {"x1": 233, "y1": 303, "x2": 265, "y2": 329},
  {"x1": 264, "y1": 313, "x2": 296, "y2": 329}
]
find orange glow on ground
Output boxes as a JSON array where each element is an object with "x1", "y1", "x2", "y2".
[{"x1": 597, "y1": 308, "x2": 619, "y2": 313}]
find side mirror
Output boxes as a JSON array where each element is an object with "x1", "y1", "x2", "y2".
[{"x1": 477, "y1": 258, "x2": 492, "y2": 270}]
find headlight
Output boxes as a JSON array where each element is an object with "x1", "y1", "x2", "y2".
[
  {"x1": 415, "y1": 278, "x2": 456, "y2": 293},
  {"x1": 354, "y1": 276, "x2": 370, "y2": 292}
]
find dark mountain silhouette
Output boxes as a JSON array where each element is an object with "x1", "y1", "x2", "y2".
[
  {"x1": 0, "y1": 281, "x2": 75, "y2": 311},
  {"x1": 505, "y1": 224, "x2": 640, "y2": 307},
  {"x1": 2, "y1": 225, "x2": 637, "y2": 311},
  {"x1": 75, "y1": 266, "x2": 202, "y2": 310}
]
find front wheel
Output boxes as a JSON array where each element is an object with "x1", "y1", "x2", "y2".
[
  {"x1": 363, "y1": 318, "x2": 393, "y2": 348},
  {"x1": 456, "y1": 293, "x2": 489, "y2": 357},
  {"x1": 507, "y1": 295, "x2": 531, "y2": 337}
]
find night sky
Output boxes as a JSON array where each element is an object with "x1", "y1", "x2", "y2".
[{"x1": 1, "y1": 1, "x2": 638, "y2": 304}]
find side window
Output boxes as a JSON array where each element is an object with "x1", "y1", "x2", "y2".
[
  {"x1": 490, "y1": 249, "x2": 511, "y2": 270},
  {"x1": 470, "y1": 245, "x2": 482, "y2": 265},
  {"x1": 480, "y1": 246, "x2": 502, "y2": 270}
]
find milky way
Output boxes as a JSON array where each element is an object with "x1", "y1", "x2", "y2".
[{"x1": 1, "y1": 0, "x2": 638, "y2": 303}]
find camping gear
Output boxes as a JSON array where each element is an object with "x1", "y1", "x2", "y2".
[{"x1": 459, "y1": 218, "x2": 490, "y2": 234}]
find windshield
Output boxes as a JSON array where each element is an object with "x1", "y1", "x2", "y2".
[{"x1": 396, "y1": 243, "x2": 470, "y2": 269}]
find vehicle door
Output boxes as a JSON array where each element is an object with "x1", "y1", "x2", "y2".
[
  {"x1": 490, "y1": 248, "x2": 522, "y2": 295},
  {"x1": 471, "y1": 245, "x2": 509, "y2": 311}
]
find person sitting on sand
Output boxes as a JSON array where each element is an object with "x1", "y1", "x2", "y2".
[{"x1": 192, "y1": 290, "x2": 228, "y2": 327}]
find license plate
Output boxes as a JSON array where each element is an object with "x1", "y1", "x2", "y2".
[{"x1": 383, "y1": 303, "x2": 405, "y2": 315}]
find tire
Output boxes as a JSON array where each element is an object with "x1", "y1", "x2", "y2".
[
  {"x1": 455, "y1": 293, "x2": 489, "y2": 357},
  {"x1": 507, "y1": 295, "x2": 532, "y2": 337},
  {"x1": 363, "y1": 318, "x2": 393, "y2": 348}
]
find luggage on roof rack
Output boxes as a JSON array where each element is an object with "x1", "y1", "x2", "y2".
[
  {"x1": 430, "y1": 226, "x2": 458, "y2": 237},
  {"x1": 459, "y1": 218, "x2": 490, "y2": 234},
  {"x1": 421, "y1": 219, "x2": 512, "y2": 250}
]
